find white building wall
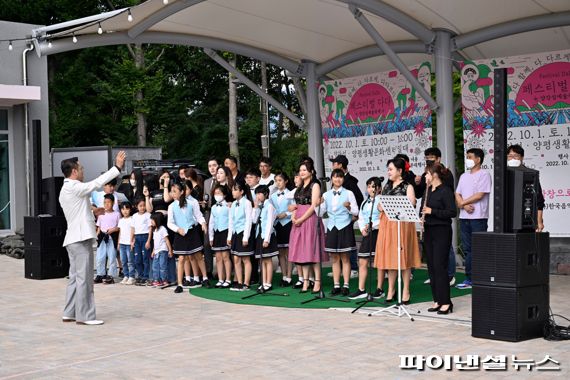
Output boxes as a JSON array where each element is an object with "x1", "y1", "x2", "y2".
[{"x1": 0, "y1": 21, "x2": 49, "y2": 234}]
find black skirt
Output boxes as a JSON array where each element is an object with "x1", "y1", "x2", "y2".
[
  {"x1": 358, "y1": 229, "x2": 379, "y2": 257},
  {"x1": 274, "y1": 222, "x2": 292, "y2": 248},
  {"x1": 254, "y1": 233, "x2": 279, "y2": 258},
  {"x1": 212, "y1": 229, "x2": 230, "y2": 251},
  {"x1": 173, "y1": 226, "x2": 203, "y2": 255},
  {"x1": 231, "y1": 231, "x2": 255, "y2": 256},
  {"x1": 325, "y1": 225, "x2": 356, "y2": 253}
]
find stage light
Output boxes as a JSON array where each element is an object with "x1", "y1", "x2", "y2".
[
  {"x1": 127, "y1": 9, "x2": 133, "y2": 22},
  {"x1": 98, "y1": 23, "x2": 103, "y2": 35},
  {"x1": 48, "y1": 40, "x2": 52, "y2": 48},
  {"x1": 8, "y1": 41, "x2": 13, "y2": 51},
  {"x1": 163, "y1": 0, "x2": 169, "y2": 4},
  {"x1": 72, "y1": 33, "x2": 77, "y2": 43}
]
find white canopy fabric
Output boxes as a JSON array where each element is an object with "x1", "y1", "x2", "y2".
[
  {"x1": 27, "y1": 0, "x2": 570, "y2": 177},
  {"x1": 32, "y1": 0, "x2": 570, "y2": 78}
]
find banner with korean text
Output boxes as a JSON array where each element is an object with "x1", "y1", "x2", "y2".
[
  {"x1": 319, "y1": 63, "x2": 432, "y2": 193},
  {"x1": 462, "y1": 49, "x2": 570, "y2": 237}
]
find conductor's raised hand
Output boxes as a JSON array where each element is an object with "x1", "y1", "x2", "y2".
[{"x1": 115, "y1": 151, "x2": 127, "y2": 170}]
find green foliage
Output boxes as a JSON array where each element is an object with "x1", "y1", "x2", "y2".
[{"x1": 1, "y1": 0, "x2": 307, "y2": 173}]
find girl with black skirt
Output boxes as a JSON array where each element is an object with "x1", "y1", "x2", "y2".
[
  {"x1": 270, "y1": 172, "x2": 294, "y2": 286},
  {"x1": 253, "y1": 185, "x2": 279, "y2": 292},
  {"x1": 208, "y1": 185, "x2": 232, "y2": 288},
  {"x1": 167, "y1": 181, "x2": 208, "y2": 294},
  {"x1": 227, "y1": 181, "x2": 255, "y2": 291},
  {"x1": 421, "y1": 162, "x2": 457, "y2": 314},
  {"x1": 349, "y1": 177, "x2": 384, "y2": 300}
]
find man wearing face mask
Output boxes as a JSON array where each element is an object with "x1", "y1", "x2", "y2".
[
  {"x1": 506, "y1": 144, "x2": 545, "y2": 232},
  {"x1": 455, "y1": 148, "x2": 492, "y2": 290}
]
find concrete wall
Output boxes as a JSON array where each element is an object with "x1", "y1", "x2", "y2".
[{"x1": 0, "y1": 21, "x2": 49, "y2": 233}]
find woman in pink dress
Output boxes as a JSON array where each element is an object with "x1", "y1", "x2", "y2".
[{"x1": 288, "y1": 158, "x2": 328, "y2": 293}]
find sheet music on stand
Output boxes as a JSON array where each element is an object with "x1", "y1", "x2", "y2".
[
  {"x1": 370, "y1": 195, "x2": 420, "y2": 321},
  {"x1": 378, "y1": 195, "x2": 421, "y2": 224}
]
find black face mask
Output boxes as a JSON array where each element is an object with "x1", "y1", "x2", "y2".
[{"x1": 426, "y1": 160, "x2": 435, "y2": 166}]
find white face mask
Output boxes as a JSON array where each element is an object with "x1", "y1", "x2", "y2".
[
  {"x1": 214, "y1": 195, "x2": 224, "y2": 203},
  {"x1": 130, "y1": 179, "x2": 137, "y2": 187},
  {"x1": 465, "y1": 159, "x2": 475, "y2": 170},
  {"x1": 507, "y1": 159, "x2": 521, "y2": 167}
]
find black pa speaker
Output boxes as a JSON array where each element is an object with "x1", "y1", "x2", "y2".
[
  {"x1": 24, "y1": 216, "x2": 69, "y2": 280},
  {"x1": 24, "y1": 216, "x2": 67, "y2": 249},
  {"x1": 472, "y1": 232, "x2": 549, "y2": 288},
  {"x1": 24, "y1": 247, "x2": 69, "y2": 280},
  {"x1": 472, "y1": 284, "x2": 549, "y2": 342},
  {"x1": 493, "y1": 68, "x2": 508, "y2": 233},
  {"x1": 41, "y1": 177, "x2": 64, "y2": 216}
]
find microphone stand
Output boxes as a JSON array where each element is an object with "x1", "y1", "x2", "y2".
[
  {"x1": 351, "y1": 181, "x2": 385, "y2": 313},
  {"x1": 302, "y1": 177, "x2": 348, "y2": 305},
  {"x1": 242, "y1": 202, "x2": 288, "y2": 299}
]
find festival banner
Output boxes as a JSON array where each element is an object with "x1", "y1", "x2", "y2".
[
  {"x1": 461, "y1": 49, "x2": 570, "y2": 237},
  {"x1": 320, "y1": 63, "x2": 432, "y2": 194}
]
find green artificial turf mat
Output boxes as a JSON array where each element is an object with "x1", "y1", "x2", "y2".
[{"x1": 190, "y1": 267, "x2": 471, "y2": 309}]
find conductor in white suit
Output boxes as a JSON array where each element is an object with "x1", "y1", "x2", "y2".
[{"x1": 59, "y1": 151, "x2": 126, "y2": 325}]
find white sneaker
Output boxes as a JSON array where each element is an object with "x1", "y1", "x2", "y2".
[
  {"x1": 424, "y1": 279, "x2": 431, "y2": 284},
  {"x1": 76, "y1": 320, "x2": 104, "y2": 325},
  {"x1": 449, "y1": 277, "x2": 456, "y2": 286},
  {"x1": 120, "y1": 277, "x2": 128, "y2": 284},
  {"x1": 350, "y1": 270, "x2": 358, "y2": 279},
  {"x1": 126, "y1": 277, "x2": 136, "y2": 285}
]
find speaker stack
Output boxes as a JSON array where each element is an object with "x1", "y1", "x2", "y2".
[
  {"x1": 471, "y1": 68, "x2": 550, "y2": 342},
  {"x1": 41, "y1": 177, "x2": 65, "y2": 216},
  {"x1": 471, "y1": 232, "x2": 550, "y2": 341},
  {"x1": 24, "y1": 216, "x2": 69, "y2": 280}
]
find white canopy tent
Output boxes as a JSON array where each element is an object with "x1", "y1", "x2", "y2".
[{"x1": 28, "y1": 0, "x2": 570, "y2": 176}]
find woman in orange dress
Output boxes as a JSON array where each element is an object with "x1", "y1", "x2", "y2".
[{"x1": 374, "y1": 157, "x2": 421, "y2": 304}]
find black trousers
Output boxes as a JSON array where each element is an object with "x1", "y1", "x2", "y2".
[{"x1": 425, "y1": 224, "x2": 452, "y2": 305}]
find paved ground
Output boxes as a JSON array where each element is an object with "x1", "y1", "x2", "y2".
[{"x1": 0, "y1": 255, "x2": 568, "y2": 379}]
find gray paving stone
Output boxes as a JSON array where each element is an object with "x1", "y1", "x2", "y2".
[{"x1": 0, "y1": 255, "x2": 568, "y2": 379}]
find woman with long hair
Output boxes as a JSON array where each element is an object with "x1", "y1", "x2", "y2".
[
  {"x1": 212, "y1": 166, "x2": 235, "y2": 202},
  {"x1": 288, "y1": 157, "x2": 328, "y2": 293},
  {"x1": 125, "y1": 169, "x2": 144, "y2": 203},
  {"x1": 374, "y1": 157, "x2": 421, "y2": 304},
  {"x1": 185, "y1": 167, "x2": 205, "y2": 202}
]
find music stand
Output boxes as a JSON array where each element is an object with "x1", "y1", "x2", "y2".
[{"x1": 369, "y1": 195, "x2": 420, "y2": 321}]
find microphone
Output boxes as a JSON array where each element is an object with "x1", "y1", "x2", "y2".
[
  {"x1": 266, "y1": 180, "x2": 274, "y2": 186},
  {"x1": 318, "y1": 177, "x2": 330, "y2": 182}
]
